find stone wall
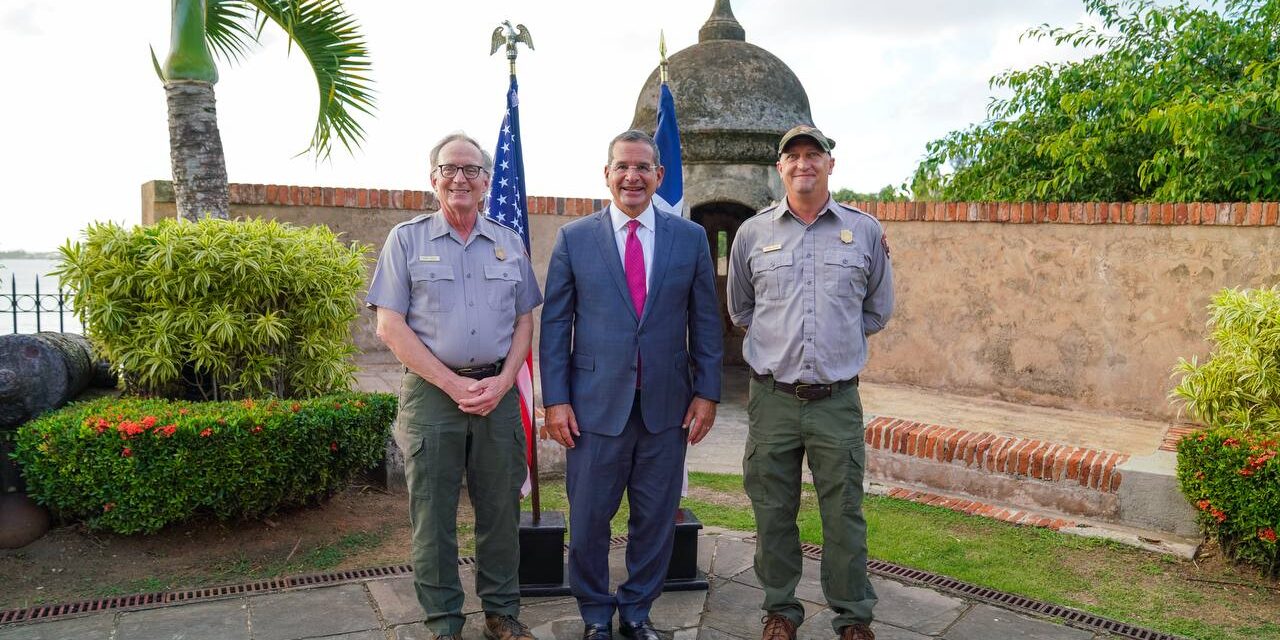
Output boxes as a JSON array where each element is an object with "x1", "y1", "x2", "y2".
[
  {"x1": 143, "y1": 181, "x2": 1280, "y2": 420},
  {"x1": 850, "y1": 201, "x2": 1280, "y2": 420}
]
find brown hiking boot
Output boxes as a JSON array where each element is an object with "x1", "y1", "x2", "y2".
[
  {"x1": 837, "y1": 623, "x2": 875, "y2": 640},
  {"x1": 761, "y1": 614, "x2": 797, "y2": 640},
  {"x1": 485, "y1": 614, "x2": 536, "y2": 640}
]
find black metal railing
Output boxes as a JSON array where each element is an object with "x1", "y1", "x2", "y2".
[{"x1": 2, "y1": 274, "x2": 77, "y2": 334}]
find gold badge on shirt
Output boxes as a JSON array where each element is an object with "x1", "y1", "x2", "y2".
[
  {"x1": 495, "y1": 246, "x2": 507, "y2": 261},
  {"x1": 840, "y1": 229, "x2": 853, "y2": 244}
]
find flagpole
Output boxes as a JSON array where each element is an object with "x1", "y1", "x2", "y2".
[{"x1": 489, "y1": 20, "x2": 541, "y2": 523}]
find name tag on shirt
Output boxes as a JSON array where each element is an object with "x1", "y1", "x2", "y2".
[
  {"x1": 761, "y1": 243, "x2": 782, "y2": 253},
  {"x1": 419, "y1": 255, "x2": 441, "y2": 262}
]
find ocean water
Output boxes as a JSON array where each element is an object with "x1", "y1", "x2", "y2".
[{"x1": 0, "y1": 258, "x2": 82, "y2": 334}]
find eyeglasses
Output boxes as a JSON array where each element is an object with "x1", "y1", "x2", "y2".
[
  {"x1": 436, "y1": 164, "x2": 488, "y2": 179},
  {"x1": 610, "y1": 163, "x2": 656, "y2": 175}
]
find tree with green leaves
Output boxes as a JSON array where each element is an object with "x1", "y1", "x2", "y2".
[
  {"x1": 913, "y1": 0, "x2": 1280, "y2": 202},
  {"x1": 157, "y1": 0, "x2": 374, "y2": 221},
  {"x1": 832, "y1": 185, "x2": 909, "y2": 203}
]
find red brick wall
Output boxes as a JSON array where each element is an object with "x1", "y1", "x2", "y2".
[
  {"x1": 219, "y1": 183, "x2": 1280, "y2": 227},
  {"x1": 849, "y1": 201, "x2": 1280, "y2": 226}
]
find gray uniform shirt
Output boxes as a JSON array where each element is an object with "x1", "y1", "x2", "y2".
[
  {"x1": 727, "y1": 196, "x2": 893, "y2": 384},
  {"x1": 366, "y1": 212, "x2": 542, "y2": 369}
]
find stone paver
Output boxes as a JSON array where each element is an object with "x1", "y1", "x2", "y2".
[
  {"x1": 870, "y1": 578, "x2": 968, "y2": 635},
  {"x1": 249, "y1": 584, "x2": 381, "y2": 640},
  {"x1": 942, "y1": 604, "x2": 1094, "y2": 640},
  {"x1": 797, "y1": 608, "x2": 937, "y2": 640},
  {"x1": 117, "y1": 598, "x2": 250, "y2": 639},
  {"x1": 317, "y1": 632, "x2": 384, "y2": 640},
  {"x1": 697, "y1": 626, "x2": 746, "y2": 640},
  {"x1": 706, "y1": 535, "x2": 756, "y2": 580},
  {"x1": 0, "y1": 614, "x2": 115, "y2": 640},
  {"x1": 368, "y1": 577, "x2": 428, "y2": 626},
  {"x1": 649, "y1": 588, "x2": 709, "y2": 631}
]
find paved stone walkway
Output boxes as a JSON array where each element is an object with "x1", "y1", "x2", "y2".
[{"x1": 0, "y1": 530, "x2": 1117, "y2": 640}]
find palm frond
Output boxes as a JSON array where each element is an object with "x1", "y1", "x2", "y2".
[
  {"x1": 248, "y1": 0, "x2": 376, "y2": 159},
  {"x1": 206, "y1": 0, "x2": 259, "y2": 64}
]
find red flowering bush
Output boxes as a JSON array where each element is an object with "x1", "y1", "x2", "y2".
[
  {"x1": 12, "y1": 392, "x2": 394, "y2": 534},
  {"x1": 1177, "y1": 428, "x2": 1279, "y2": 576},
  {"x1": 1174, "y1": 287, "x2": 1280, "y2": 576}
]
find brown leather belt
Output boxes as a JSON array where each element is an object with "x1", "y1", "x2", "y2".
[
  {"x1": 752, "y1": 372, "x2": 858, "y2": 400},
  {"x1": 452, "y1": 361, "x2": 503, "y2": 380}
]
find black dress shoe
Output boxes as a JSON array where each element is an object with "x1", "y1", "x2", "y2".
[
  {"x1": 619, "y1": 620, "x2": 660, "y2": 640},
  {"x1": 583, "y1": 623, "x2": 613, "y2": 640}
]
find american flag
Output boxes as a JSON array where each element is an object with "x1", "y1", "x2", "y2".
[{"x1": 485, "y1": 76, "x2": 535, "y2": 495}]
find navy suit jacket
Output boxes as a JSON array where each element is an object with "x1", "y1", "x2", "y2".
[{"x1": 540, "y1": 206, "x2": 722, "y2": 435}]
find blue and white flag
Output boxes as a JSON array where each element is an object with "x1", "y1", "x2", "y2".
[
  {"x1": 485, "y1": 76, "x2": 535, "y2": 496},
  {"x1": 653, "y1": 82, "x2": 684, "y2": 215}
]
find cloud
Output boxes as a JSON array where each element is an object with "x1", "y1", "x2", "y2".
[{"x1": 2, "y1": 2, "x2": 45, "y2": 36}]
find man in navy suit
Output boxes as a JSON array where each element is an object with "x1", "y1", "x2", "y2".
[{"x1": 540, "y1": 130, "x2": 723, "y2": 640}]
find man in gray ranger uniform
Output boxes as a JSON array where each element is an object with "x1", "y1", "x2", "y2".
[
  {"x1": 367, "y1": 132, "x2": 542, "y2": 640},
  {"x1": 727, "y1": 125, "x2": 894, "y2": 640}
]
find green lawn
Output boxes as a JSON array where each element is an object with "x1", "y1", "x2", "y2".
[{"x1": 525, "y1": 472, "x2": 1280, "y2": 640}]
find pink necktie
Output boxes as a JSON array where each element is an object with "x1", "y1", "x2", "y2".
[
  {"x1": 624, "y1": 220, "x2": 646, "y2": 316},
  {"x1": 625, "y1": 220, "x2": 646, "y2": 386}
]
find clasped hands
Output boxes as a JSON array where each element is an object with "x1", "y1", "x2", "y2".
[
  {"x1": 442, "y1": 371, "x2": 512, "y2": 416},
  {"x1": 540, "y1": 397, "x2": 716, "y2": 448}
]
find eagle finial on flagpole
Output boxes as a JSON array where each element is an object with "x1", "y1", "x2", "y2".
[
  {"x1": 659, "y1": 30, "x2": 669, "y2": 84},
  {"x1": 490, "y1": 20, "x2": 534, "y2": 77}
]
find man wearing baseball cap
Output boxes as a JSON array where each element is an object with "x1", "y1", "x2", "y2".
[{"x1": 727, "y1": 124, "x2": 895, "y2": 640}]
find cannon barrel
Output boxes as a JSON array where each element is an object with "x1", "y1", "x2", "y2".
[{"x1": 0, "y1": 332, "x2": 113, "y2": 428}]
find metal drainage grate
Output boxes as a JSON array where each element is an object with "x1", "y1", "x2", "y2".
[
  {"x1": 2, "y1": 536, "x2": 1187, "y2": 640},
  {"x1": 797, "y1": 544, "x2": 1187, "y2": 640},
  {"x1": 0, "y1": 561, "x2": 422, "y2": 626}
]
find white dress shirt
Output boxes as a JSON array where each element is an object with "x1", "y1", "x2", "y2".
[{"x1": 609, "y1": 202, "x2": 655, "y2": 289}]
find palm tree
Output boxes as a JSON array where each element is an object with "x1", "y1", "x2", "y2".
[{"x1": 157, "y1": 0, "x2": 375, "y2": 221}]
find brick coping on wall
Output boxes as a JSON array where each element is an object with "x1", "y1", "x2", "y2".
[
  {"x1": 154, "y1": 181, "x2": 1280, "y2": 226},
  {"x1": 849, "y1": 200, "x2": 1280, "y2": 226},
  {"x1": 196, "y1": 182, "x2": 612, "y2": 216},
  {"x1": 865, "y1": 416, "x2": 1130, "y2": 494}
]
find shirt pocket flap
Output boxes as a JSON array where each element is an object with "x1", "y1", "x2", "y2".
[
  {"x1": 410, "y1": 264, "x2": 456, "y2": 282},
  {"x1": 754, "y1": 251, "x2": 794, "y2": 271},
  {"x1": 483, "y1": 264, "x2": 522, "y2": 282},
  {"x1": 823, "y1": 249, "x2": 866, "y2": 269}
]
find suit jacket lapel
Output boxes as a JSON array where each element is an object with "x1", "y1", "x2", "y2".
[
  {"x1": 592, "y1": 209, "x2": 639, "y2": 323},
  {"x1": 640, "y1": 208, "x2": 673, "y2": 327}
]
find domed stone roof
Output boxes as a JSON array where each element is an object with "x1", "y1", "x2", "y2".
[{"x1": 631, "y1": 0, "x2": 814, "y2": 165}]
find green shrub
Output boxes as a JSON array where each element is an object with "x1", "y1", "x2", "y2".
[
  {"x1": 12, "y1": 392, "x2": 394, "y2": 534},
  {"x1": 1173, "y1": 286, "x2": 1280, "y2": 435},
  {"x1": 52, "y1": 218, "x2": 368, "y2": 400},
  {"x1": 1173, "y1": 286, "x2": 1280, "y2": 575},
  {"x1": 1177, "y1": 429, "x2": 1279, "y2": 576}
]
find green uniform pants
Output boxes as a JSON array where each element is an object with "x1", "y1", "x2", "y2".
[
  {"x1": 398, "y1": 371, "x2": 526, "y2": 635},
  {"x1": 743, "y1": 378, "x2": 877, "y2": 631}
]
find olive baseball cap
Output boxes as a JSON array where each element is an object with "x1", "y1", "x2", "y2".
[{"x1": 777, "y1": 125, "x2": 835, "y2": 154}]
